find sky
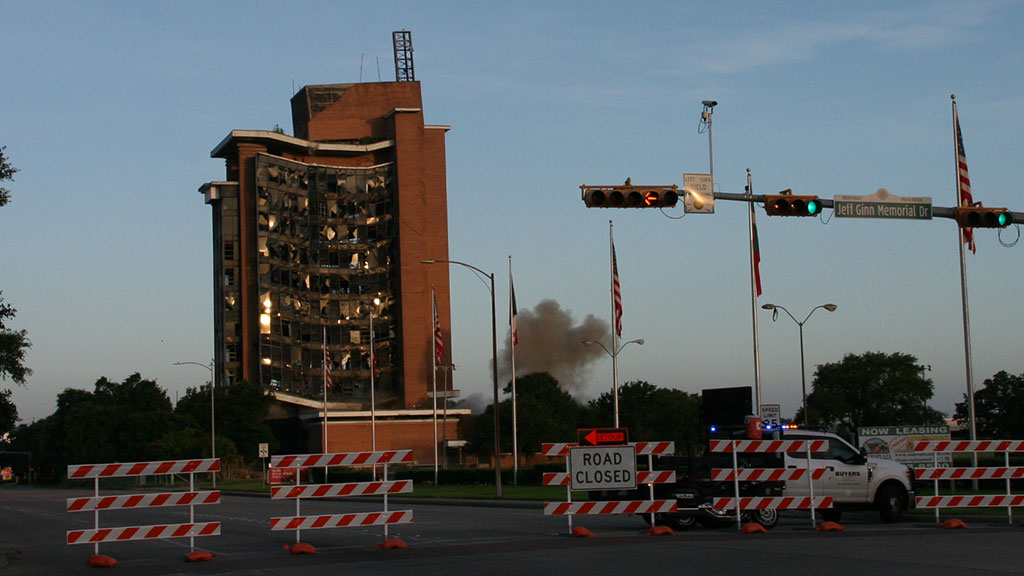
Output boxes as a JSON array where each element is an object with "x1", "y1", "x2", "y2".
[{"x1": 2, "y1": 1, "x2": 1024, "y2": 427}]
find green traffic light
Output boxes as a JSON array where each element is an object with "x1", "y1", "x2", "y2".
[
  {"x1": 998, "y1": 212, "x2": 1009, "y2": 226},
  {"x1": 807, "y1": 199, "x2": 820, "y2": 215}
]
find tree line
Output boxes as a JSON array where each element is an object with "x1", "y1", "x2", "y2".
[
  {"x1": 4, "y1": 374, "x2": 276, "y2": 482},
  {"x1": 466, "y1": 352, "x2": 1024, "y2": 459},
  {"x1": 5, "y1": 352, "x2": 1024, "y2": 482}
]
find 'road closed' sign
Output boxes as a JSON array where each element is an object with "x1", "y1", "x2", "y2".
[{"x1": 569, "y1": 445, "x2": 637, "y2": 491}]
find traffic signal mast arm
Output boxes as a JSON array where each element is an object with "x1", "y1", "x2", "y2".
[
  {"x1": 713, "y1": 191, "x2": 1021, "y2": 225},
  {"x1": 582, "y1": 185, "x2": 1021, "y2": 226}
]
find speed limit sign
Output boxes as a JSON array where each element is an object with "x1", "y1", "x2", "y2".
[{"x1": 759, "y1": 404, "x2": 781, "y2": 429}]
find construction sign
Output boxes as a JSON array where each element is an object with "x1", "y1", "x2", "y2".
[{"x1": 577, "y1": 428, "x2": 629, "y2": 447}]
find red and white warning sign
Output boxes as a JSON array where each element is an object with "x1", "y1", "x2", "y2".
[{"x1": 577, "y1": 427, "x2": 629, "y2": 446}]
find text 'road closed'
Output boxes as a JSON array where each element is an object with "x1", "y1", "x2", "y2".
[{"x1": 569, "y1": 445, "x2": 637, "y2": 491}]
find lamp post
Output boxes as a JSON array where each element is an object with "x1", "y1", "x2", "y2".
[
  {"x1": 369, "y1": 297, "x2": 381, "y2": 453},
  {"x1": 761, "y1": 303, "x2": 837, "y2": 425},
  {"x1": 173, "y1": 360, "x2": 216, "y2": 487},
  {"x1": 582, "y1": 338, "x2": 644, "y2": 427},
  {"x1": 422, "y1": 259, "x2": 502, "y2": 497},
  {"x1": 367, "y1": 296, "x2": 382, "y2": 480}
]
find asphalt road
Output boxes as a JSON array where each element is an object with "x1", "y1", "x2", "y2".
[{"x1": 3, "y1": 486, "x2": 1024, "y2": 575}]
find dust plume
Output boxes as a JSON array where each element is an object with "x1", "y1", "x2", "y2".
[{"x1": 498, "y1": 299, "x2": 611, "y2": 393}]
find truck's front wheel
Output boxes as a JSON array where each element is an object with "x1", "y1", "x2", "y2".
[
  {"x1": 876, "y1": 484, "x2": 907, "y2": 523},
  {"x1": 644, "y1": 512, "x2": 697, "y2": 531},
  {"x1": 744, "y1": 508, "x2": 778, "y2": 529},
  {"x1": 819, "y1": 508, "x2": 842, "y2": 523},
  {"x1": 661, "y1": 512, "x2": 697, "y2": 531}
]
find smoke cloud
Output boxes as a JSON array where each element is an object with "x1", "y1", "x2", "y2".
[{"x1": 498, "y1": 299, "x2": 611, "y2": 393}]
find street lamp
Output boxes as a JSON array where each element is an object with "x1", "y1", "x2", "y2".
[
  {"x1": 761, "y1": 303, "x2": 837, "y2": 425},
  {"x1": 173, "y1": 360, "x2": 216, "y2": 487},
  {"x1": 369, "y1": 296, "x2": 381, "y2": 454},
  {"x1": 582, "y1": 338, "x2": 644, "y2": 427},
  {"x1": 422, "y1": 259, "x2": 502, "y2": 497}
]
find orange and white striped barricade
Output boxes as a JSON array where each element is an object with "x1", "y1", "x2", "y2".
[
  {"x1": 66, "y1": 458, "x2": 221, "y2": 563},
  {"x1": 713, "y1": 496, "x2": 833, "y2": 512},
  {"x1": 269, "y1": 450, "x2": 413, "y2": 549},
  {"x1": 541, "y1": 441, "x2": 677, "y2": 535},
  {"x1": 914, "y1": 439, "x2": 1024, "y2": 524},
  {"x1": 710, "y1": 439, "x2": 829, "y2": 529}
]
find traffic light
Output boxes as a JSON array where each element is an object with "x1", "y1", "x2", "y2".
[
  {"x1": 582, "y1": 187, "x2": 621, "y2": 207},
  {"x1": 763, "y1": 190, "x2": 822, "y2": 217},
  {"x1": 639, "y1": 188, "x2": 678, "y2": 208},
  {"x1": 581, "y1": 186, "x2": 679, "y2": 208},
  {"x1": 954, "y1": 205, "x2": 1013, "y2": 228}
]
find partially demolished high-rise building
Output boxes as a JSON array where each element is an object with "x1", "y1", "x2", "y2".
[{"x1": 199, "y1": 80, "x2": 459, "y2": 459}]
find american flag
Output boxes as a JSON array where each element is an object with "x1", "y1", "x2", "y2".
[
  {"x1": 324, "y1": 347, "x2": 333, "y2": 389},
  {"x1": 753, "y1": 218, "x2": 763, "y2": 297},
  {"x1": 372, "y1": 343, "x2": 379, "y2": 379},
  {"x1": 433, "y1": 291, "x2": 444, "y2": 365},
  {"x1": 955, "y1": 106, "x2": 976, "y2": 254},
  {"x1": 612, "y1": 242, "x2": 623, "y2": 337},
  {"x1": 510, "y1": 276, "x2": 519, "y2": 347}
]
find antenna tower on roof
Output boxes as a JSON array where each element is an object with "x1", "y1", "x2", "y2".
[{"x1": 393, "y1": 30, "x2": 415, "y2": 82}]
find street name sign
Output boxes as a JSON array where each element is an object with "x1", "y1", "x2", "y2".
[
  {"x1": 577, "y1": 427, "x2": 629, "y2": 446},
  {"x1": 834, "y1": 188, "x2": 932, "y2": 220},
  {"x1": 569, "y1": 445, "x2": 637, "y2": 491}
]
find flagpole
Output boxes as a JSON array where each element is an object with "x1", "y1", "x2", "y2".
[
  {"x1": 431, "y1": 288, "x2": 439, "y2": 486},
  {"x1": 747, "y1": 169, "x2": 763, "y2": 413},
  {"x1": 610, "y1": 220, "x2": 621, "y2": 428},
  {"x1": 442, "y1": 365, "x2": 448, "y2": 470},
  {"x1": 952, "y1": 95, "x2": 977, "y2": 444},
  {"x1": 508, "y1": 256, "x2": 519, "y2": 485},
  {"x1": 369, "y1": 304, "x2": 376, "y2": 450},
  {"x1": 322, "y1": 326, "x2": 328, "y2": 454}
]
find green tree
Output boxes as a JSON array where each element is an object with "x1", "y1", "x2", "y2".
[
  {"x1": 585, "y1": 381, "x2": 702, "y2": 456},
  {"x1": 505, "y1": 372, "x2": 580, "y2": 454},
  {"x1": 0, "y1": 146, "x2": 16, "y2": 208},
  {"x1": 805, "y1": 351, "x2": 945, "y2": 438},
  {"x1": 470, "y1": 372, "x2": 581, "y2": 457},
  {"x1": 0, "y1": 149, "x2": 30, "y2": 386},
  {"x1": 47, "y1": 373, "x2": 176, "y2": 466},
  {"x1": 0, "y1": 294, "x2": 31, "y2": 385},
  {"x1": 174, "y1": 379, "x2": 275, "y2": 461},
  {"x1": 954, "y1": 371, "x2": 1024, "y2": 439},
  {"x1": 0, "y1": 388, "x2": 17, "y2": 433}
]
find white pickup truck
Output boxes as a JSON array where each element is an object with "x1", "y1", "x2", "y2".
[{"x1": 781, "y1": 429, "x2": 915, "y2": 523}]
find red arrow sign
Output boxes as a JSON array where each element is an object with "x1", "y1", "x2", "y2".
[{"x1": 578, "y1": 428, "x2": 629, "y2": 446}]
